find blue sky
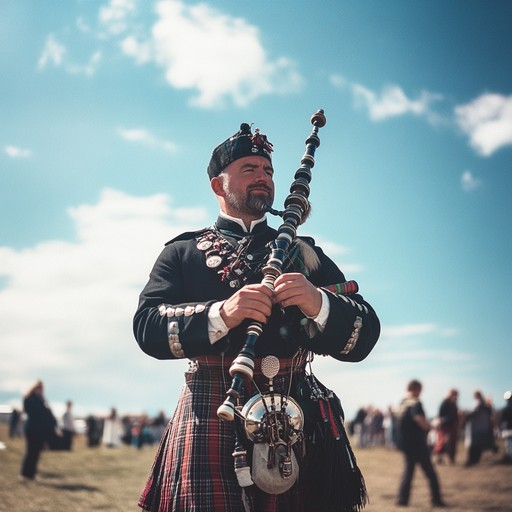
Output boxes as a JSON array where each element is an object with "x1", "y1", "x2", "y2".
[{"x1": 1, "y1": 0, "x2": 511, "y2": 422}]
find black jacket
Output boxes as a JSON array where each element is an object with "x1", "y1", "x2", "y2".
[
  {"x1": 134, "y1": 216, "x2": 380, "y2": 362},
  {"x1": 23, "y1": 394, "x2": 57, "y2": 439}
]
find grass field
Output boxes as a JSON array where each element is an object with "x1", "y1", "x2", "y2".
[{"x1": 1, "y1": 424, "x2": 511, "y2": 511}]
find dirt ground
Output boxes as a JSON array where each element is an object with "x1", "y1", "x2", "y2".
[
  {"x1": 356, "y1": 443, "x2": 512, "y2": 512},
  {"x1": 1, "y1": 425, "x2": 511, "y2": 511}
]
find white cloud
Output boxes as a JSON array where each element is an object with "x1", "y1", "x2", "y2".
[
  {"x1": 37, "y1": 34, "x2": 101, "y2": 76},
  {"x1": 351, "y1": 83, "x2": 442, "y2": 122},
  {"x1": 455, "y1": 93, "x2": 512, "y2": 156},
  {"x1": 76, "y1": 17, "x2": 92, "y2": 33},
  {"x1": 0, "y1": 189, "x2": 207, "y2": 414},
  {"x1": 313, "y1": 236, "x2": 362, "y2": 275},
  {"x1": 37, "y1": 34, "x2": 67, "y2": 70},
  {"x1": 38, "y1": 1, "x2": 302, "y2": 107},
  {"x1": 118, "y1": 127, "x2": 177, "y2": 153},
  {"x1": 4, "y1": 146, "x2": 32, "y2": 158},
  {"x1": 330, "y1": 73, "x2": 346, "y2": 90},
  {"x1": 119, "y1": 0, "x2": 302, "y2": 108},
  {"x1": 120, "y1": 35, "x2": 152, "y2": 64},
  {"x1": 380, "y1": 323, "x2": 437, "y2": 339},
  {"x1": 439, "y1": 327, "x2": 461, "y2": 337},
  {"x1": 99, "y1": 0, "x2": 136, "y2": 35},
  {"x1": 67, "y1": 51, "x2": 102, "y2": 76},
  {"x1": 461, "y1": 170, "x2": 481, "y2": 192}
]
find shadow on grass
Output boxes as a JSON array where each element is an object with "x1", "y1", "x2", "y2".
[
  {"x1": 38, "y1": 473, "x2": 101, "y2": 492},
  {"x1": 39, "y1": 471, "x2": 62, "y2": 479},
  {"x1": 50, "y1": 483, "x2": 101, "y2": 492}
]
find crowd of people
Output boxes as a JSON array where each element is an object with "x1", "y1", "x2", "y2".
[
  {"x1": 10, "y1": 379, "x2": 167, "y2": 483},
  {"x1": 7, "y1": 377, "x2": 512, "y2": 511},
  {"x1": 349, "y1": 383, "x2": 512, "y2": 508},
  {"x1": 86, "y1": 407, "x2": 168, "y2": 450},
  {"x1": 349, "y1": 385, "x2": 512, "y2": 466},
  {"x1": 11, "y1": 379, "x2": 510, "y2": 478}
]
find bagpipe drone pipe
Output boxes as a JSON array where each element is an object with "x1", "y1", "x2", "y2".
[{"x1": 216, "y1": 109, "x2": 327, "y2": 422}]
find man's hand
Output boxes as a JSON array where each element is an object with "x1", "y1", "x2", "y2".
[
  {"x1": 274, "y1": 272, "x2": 322, "y2": 318},
  {"x1": 220, "y1": 283, "x2": 274, "y2": 329}
]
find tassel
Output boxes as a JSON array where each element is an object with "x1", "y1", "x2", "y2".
[
  {"x1": 298, "y1": 373, "x2": 369, "y2": 511},
  {"x1": 286, "y1": 239, "x2": 320, "y2": 275},
  {"x1": 295, "y1": 239, "x2": 320, "y2": 274}
]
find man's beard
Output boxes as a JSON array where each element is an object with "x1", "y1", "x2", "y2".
[{"x1": 225, "y1": 187, "x2": 274, "y2": 217}]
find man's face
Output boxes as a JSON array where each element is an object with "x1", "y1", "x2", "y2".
[{"x1": 217, "y1": 155, "x2": 275, "y2": 217}]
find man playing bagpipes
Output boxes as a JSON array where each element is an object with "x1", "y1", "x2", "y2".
[{"x1": 134, "y1": 115, "x2": 380, "y2": 512}]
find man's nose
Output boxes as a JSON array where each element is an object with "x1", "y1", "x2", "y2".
[{"x1": 254, "y1": 167, "x2": 272, "y2": 182}]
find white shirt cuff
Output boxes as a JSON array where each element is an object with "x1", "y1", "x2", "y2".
[
  {"x1": 302, "y1": 289, "x2": 329, "y2": 337},
  {"x1": 313, "y1": 289, "x2": 329, "y2": 328},
  {"x1": 208, "y1": 301, "x2": 229, "y2": 344}
]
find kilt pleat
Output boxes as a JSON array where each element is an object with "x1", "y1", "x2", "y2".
[{"x1": 139, "y1": 357, "x2": 306, "y2": 512}]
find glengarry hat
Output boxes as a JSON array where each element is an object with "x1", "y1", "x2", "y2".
[{"x1": 207, "y1": 123, "x2": 273, "y2": 179}]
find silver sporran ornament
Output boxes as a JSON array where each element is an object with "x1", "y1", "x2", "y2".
[{"x1": 240, "y1": 356, "x2": 304, "y2": 494}]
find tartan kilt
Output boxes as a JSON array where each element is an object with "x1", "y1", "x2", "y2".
[{"x1": 139, "y1": 356, "x2": 305, "y2": 512}]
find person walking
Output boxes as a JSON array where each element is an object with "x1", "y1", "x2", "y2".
[{"x1": 396, "y1": 379, "x2": 446, "y2": 508}]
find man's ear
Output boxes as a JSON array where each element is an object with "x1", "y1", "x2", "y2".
[{"x1": 210, "y1": 176, "x2": 225, "y2": 197}]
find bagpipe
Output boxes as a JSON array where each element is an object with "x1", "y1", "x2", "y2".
[
  {"x1": 217, "y1": 109, "x2": 327, "y2": 423},
  {"x1": 217, "y1": 110, "x2": 368, "y2": 510}
]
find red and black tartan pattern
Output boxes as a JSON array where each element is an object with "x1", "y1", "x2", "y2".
[{"x1": 139, "y1": 357, "x2": 306, "y2": 512}]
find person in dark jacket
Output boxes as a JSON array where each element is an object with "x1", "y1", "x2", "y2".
[
  {"x1": 464, "y1": 390, "x2": 495, "y2": 466},
  {"x1": 9, "y1": 408, "x2": 22, "y2": 438},
  {"x1": 19, "y1": 380, "x2": 60, "y2": 481},
  {"x1": 134, "y1": 121, "x2": 381, "y2": 511},
  {"x1": 433, "y1": 388, "x2": 460, "y2": 464},
  {"x1": 396, "y1": 379, "x2": 446, "y2": 508}
]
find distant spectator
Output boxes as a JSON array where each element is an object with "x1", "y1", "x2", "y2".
[
  {"x1": 102, "y1": 407, "x2": 123, "y2": 447},
  {"x1": 383, "y1": 405, "x2": 397, "y2": 448},
  {"x1": 9, "y1": 408, "x2": 22, "y2": 438},
  {"x1": 464, "y1": 390, "x2": 495, "y2": 466},
  {"x1": 151, "y1": 411, "x2": 167, "y2": 443},
  {"x1": 369, "y1": 407, "x2": 385, "y2": 447},
  {"x1": 61, "y1": 400, "x2": 76, "y2": 450},
  {"x1": 86, "y1": 415, "x2": 101, "y2": 447},
  {"x1": 396, "y1": 379, "x2": 446, "y2": 508},
  {"x1": 351, "y1": 406, "x2": 369, "y2": 448},
  {"x1": 121, "y1": 415, "x2": 133, "y2": 445},
  {"x1": 132, "y1": 415, "x2": 154, "y2": 449},
  {"x1": 20, "y1": 380, "x2": 60, "y2": 482},
  {"x1": 433, "y1": 388, "x2": 460, "y2": 464}
]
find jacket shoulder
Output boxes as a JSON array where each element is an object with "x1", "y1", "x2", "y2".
[
  {"x1": 297, "y1": 235, "x2": 316, "y2": 246},
  {"x1": 165, "y1": 227, "x2": 210, "y2": 246}
]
